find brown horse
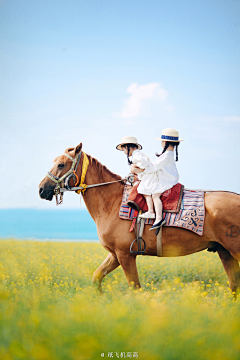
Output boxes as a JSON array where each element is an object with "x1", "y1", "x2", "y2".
[{"x1": 39, "y1": 143, "x2": 240, "y2": 294}]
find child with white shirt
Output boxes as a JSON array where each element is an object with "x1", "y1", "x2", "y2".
[{"x1": 116, "y1": 135, "x2": 155, "y2": 185}]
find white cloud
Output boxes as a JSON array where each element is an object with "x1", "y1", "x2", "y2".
[{"x1": 119, "y1": 82, "x2": 168, "y2": 118}]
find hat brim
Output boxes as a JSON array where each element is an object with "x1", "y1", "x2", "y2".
[
  {"x1": 116, "y1": 143, "x2": 142, "y2": 151},
  {"x1": 155, "y1": 138, "x2": 184, "y2": 142}
]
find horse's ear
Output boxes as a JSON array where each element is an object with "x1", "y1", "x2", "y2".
[{"x1": 75, "y1": 143, "x2": 82, "y2": 155}]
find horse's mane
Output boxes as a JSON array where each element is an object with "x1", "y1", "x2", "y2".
[
  {"x1": 63, "y1": 147, "x2": 123, "y2": 182},
  {"x1": 87, "y1": 154, "x2": 123, "y2": 182}
]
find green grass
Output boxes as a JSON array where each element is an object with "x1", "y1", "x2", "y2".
[{"x1": 0, "y1": 240, "x2": 239, "y2": 360}]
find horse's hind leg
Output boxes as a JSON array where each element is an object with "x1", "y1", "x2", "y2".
[
  {"x1": 217, "y1": 244, "x2": 240, "y2": 296},
  {"x1": 92, "y1": 253, "x2": 120, "y2": 293}
]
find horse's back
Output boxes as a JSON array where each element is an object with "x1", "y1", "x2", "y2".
[{"x1": 205, "y1": 191, "x2": 240, "y2": 220}]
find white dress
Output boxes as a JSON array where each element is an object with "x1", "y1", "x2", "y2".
[
  {"x1": 130, "y1": 150, "x2": 159, "y2": 195},
  {"x1": 132, "y1": 150, "x2": 179, "y2": 195}
]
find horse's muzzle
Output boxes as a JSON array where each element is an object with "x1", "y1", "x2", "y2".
[{"x1": 39, "y1": 181, "x2": 55, "y2": 201}]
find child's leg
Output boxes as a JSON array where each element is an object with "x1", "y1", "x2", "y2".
[
  {"x1": 144, "y1": 195, "x2": 154, "y2": 214},
  {"x1": 152, "y1": 193, "x2": 163, "y2": 224}
]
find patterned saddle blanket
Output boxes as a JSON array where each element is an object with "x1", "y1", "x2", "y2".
[{"x1": 119, "y1": 184, "x2": 205, "y2": 236}]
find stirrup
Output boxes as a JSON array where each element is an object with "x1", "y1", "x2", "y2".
[
  {"x1": 130, "y1": 237, "x2": 146, "y2": 255},
  {"x1": 130, "y1": 214, "x2": 146, "y2": 255}
]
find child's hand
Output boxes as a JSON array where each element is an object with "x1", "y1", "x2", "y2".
[{"x1": 131, "y1": 164, "x2": 144, "y2": 173}]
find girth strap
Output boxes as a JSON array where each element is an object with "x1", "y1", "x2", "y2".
[{"x1": 156, "y1": 227, "x2": 163, "y2": 257}]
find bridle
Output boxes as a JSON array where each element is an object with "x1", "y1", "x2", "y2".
[
  {"x1": 46, "y1": 151, "x2": 83, "y2": 204},
  {"x1": 46, "y1": 151, "x2": 134, "y2": 205}
]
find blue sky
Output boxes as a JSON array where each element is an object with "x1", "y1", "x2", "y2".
[{"x1": 0, "y1": 0, "x2": 239, "y2": 208}]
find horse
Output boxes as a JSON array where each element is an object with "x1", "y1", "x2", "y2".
[{"x1": 39, "y1": 142, "x2": 240, "y2": 295}]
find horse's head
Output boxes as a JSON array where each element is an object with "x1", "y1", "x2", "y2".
[{"x1": 39, "y1": 143, "x2": 82, "y2": 201}]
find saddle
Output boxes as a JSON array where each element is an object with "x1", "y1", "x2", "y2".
[
  {"x1": 124, "y1": 183, "x2": 184, "y2": 256},
  {"x1": 119, "y1": 183, "x2": 205, "y2": 256},
  {"x1": 127, "y1": 182, "x2": 184, "y2": 213}
]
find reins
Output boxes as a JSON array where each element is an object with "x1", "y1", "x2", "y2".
[
  {"x1": 46, "y1": 150, "x2": 130, "y2": 205},
  {"x1": 59, "y1": 179, "x2": 127, "y2": 192}
]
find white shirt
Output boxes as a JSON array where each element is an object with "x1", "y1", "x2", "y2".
[
  {"x1": 130, "y1": 150, "x2": 159, "y2": 195},
  {"x1": 131, "y1": 150, "x2": 179, "y2": 195}
]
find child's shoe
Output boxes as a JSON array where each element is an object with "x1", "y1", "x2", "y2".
[
  {"x1": 149, "y1": 218, "x2": 166, "y2": 231},
  {"x1": 139, "y1": 211, "x2": 155, "y2": 219}
]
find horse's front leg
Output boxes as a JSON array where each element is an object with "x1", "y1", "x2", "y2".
[
  {"x1": 117, "y1": 252, "x2": 141, "y2": 289},
  {"x1": 92, "y1": 253, "x2": 120, "y2": 293}
]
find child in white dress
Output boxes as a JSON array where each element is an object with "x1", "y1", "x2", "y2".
[
  {"x1": 130, "y1": 128, "x2": 183, "y2": 230},
  {"x1": 116, "y1": 136, "x2": 160, "y2": 213}
]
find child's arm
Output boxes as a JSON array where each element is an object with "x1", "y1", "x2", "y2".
[
  {"x1": 132, "y1": 152, "x2": 150, "y2": 169},
  {"x1": 131, "y1": 164, "x2": 144, "y2": 173},
  {"x1": 132, "y1": 152, "x2": 156, "y2": 174}
]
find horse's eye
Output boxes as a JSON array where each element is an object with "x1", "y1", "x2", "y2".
[{"x1": 58, "y1": 164, "x2": 65, "y2": 169}]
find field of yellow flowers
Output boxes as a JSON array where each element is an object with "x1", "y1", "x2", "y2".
[{"x1": 0, "y1": 240, "x2": 239, "y2": 360}]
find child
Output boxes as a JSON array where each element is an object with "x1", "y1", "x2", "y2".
[
  {"x1": 130, "y1": 128, "x2": 183, "y2": 230},
  {"x1": 116, "y1": 135, "x2": 159, "y2": 220}
]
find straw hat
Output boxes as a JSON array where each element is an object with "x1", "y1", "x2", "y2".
[
  {"x1": 116, "y1": 135, "x2": 142, "y2": 151},
  {"x1": 155, "y1": 128, "x2": 184, "y2": 142}
]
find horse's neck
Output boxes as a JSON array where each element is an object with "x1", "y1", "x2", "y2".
[{"x1": 79, "y1": 155, "x2": 124, "y2": 221}]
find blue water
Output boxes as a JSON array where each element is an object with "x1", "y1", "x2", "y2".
[{"x1": 0, "y1": 209, "x2": 98, "y2": 241}]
